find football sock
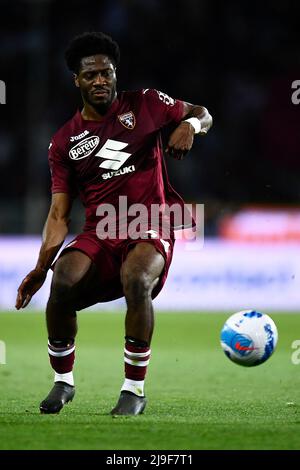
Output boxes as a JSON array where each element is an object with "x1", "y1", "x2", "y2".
[
  {"x1": 48, "y1": 338, "x2": 75, "y2": 387},
  {"x1": 121, "y1": 337, "x2": 151, "y2": 397},
  {"x1": 54, "y1": 371, "x2": 74, "y2": 387}
]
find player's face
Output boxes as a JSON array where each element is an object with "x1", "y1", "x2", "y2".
[{"x1": 75, "y1": 54, "x2": 117, "y2": 114}]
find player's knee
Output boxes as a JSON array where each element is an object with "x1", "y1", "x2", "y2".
[
  {"x1": 49, "y1": 273, "x2": 75, "y2": 305},
  {"x1": 122, "y1": 271, "x2": 153, "y2": 300}
]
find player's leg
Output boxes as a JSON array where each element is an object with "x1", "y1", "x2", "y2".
[
  {"x1": 46, "y1": 249, "x2": 95, "y2": 339},
  {"x1": 111, "y1": 242, "x2": 165, "y2": 416},
  {"x1": 40, "y1": 249, "x2": 96, "y2": 414},
  {"x1": 122, "y1": 242, "x2": 164, "y2": 344}
]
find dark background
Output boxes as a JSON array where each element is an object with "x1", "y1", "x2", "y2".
[{"x1": 0, "y1": 0, "x2": 299, "y2": 234}]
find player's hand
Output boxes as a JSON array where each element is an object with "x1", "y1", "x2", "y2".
[
  {"x1": 15, "y1": 268, "x2": 47, "y2": 310},
  {"x1": 165, "y1": 121, "x2": 195, "y2": 160}
]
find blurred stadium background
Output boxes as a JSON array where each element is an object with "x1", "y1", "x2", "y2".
[
  {"x1": 1, "y1": 0, "x2": 300, "y2": 451},
  {"x1": 0, "y1": 0, "x2": 299, "y2": 312}
]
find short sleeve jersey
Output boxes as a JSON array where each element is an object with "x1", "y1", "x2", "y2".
[{"x1": 48, "y1": 89, "x2": 188, "y2": 232}]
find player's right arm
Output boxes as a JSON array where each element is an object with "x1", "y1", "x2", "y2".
[{"x1": 15, "y1": 192, "x2": 72, "y2": 309}]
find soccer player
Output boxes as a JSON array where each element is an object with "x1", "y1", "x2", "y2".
[{"x1": 15, "y1": 32, "x2": 212, "y2": 415}]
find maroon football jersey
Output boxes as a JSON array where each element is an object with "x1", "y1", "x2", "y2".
[{"x1": 48, "y1": 88, "x2": 188, "y2": 234}]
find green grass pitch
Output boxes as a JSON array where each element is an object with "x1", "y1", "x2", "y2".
[{"x1": 0, "y1": 311, "x2": 300, "y2": 450}]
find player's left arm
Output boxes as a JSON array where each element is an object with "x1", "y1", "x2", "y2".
[{"x1": 166, "y1": 102, "x2": 213, "y2": 160}]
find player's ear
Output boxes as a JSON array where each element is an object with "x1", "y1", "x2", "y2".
[{"x1": 74, "y1": 74, "x2": 79, "y2": 88}]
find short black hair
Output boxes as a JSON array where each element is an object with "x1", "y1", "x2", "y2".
[{"x1": 65, "y1": 32, "x2": 120, "y2": 74}]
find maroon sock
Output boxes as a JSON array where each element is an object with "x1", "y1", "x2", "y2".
[
  {"x1": 48, "y1": 339, "x2": 75, "y2": 374},
  {"x1": 124, "y1": 340, "x2": 151, "y2": 381}
]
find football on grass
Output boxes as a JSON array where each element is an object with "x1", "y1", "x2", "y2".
[{"x1": 220, "y1": 310, "x2": 278, "y2": 366}]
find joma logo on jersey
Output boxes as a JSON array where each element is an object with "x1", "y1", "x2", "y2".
[
  {"x1": 102, "y1": 165, "x2": 135, "y2": 180},
  {"x1": 69, "y1": 136, "x2": 100, "y2": 160},
  {"x1": 70, "y1": 130, "x2": 89, "y2": 142}
]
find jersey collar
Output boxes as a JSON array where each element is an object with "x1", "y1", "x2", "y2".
[{"x1": 76, "y1": 96, "x2": 120, "y2": 125}]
